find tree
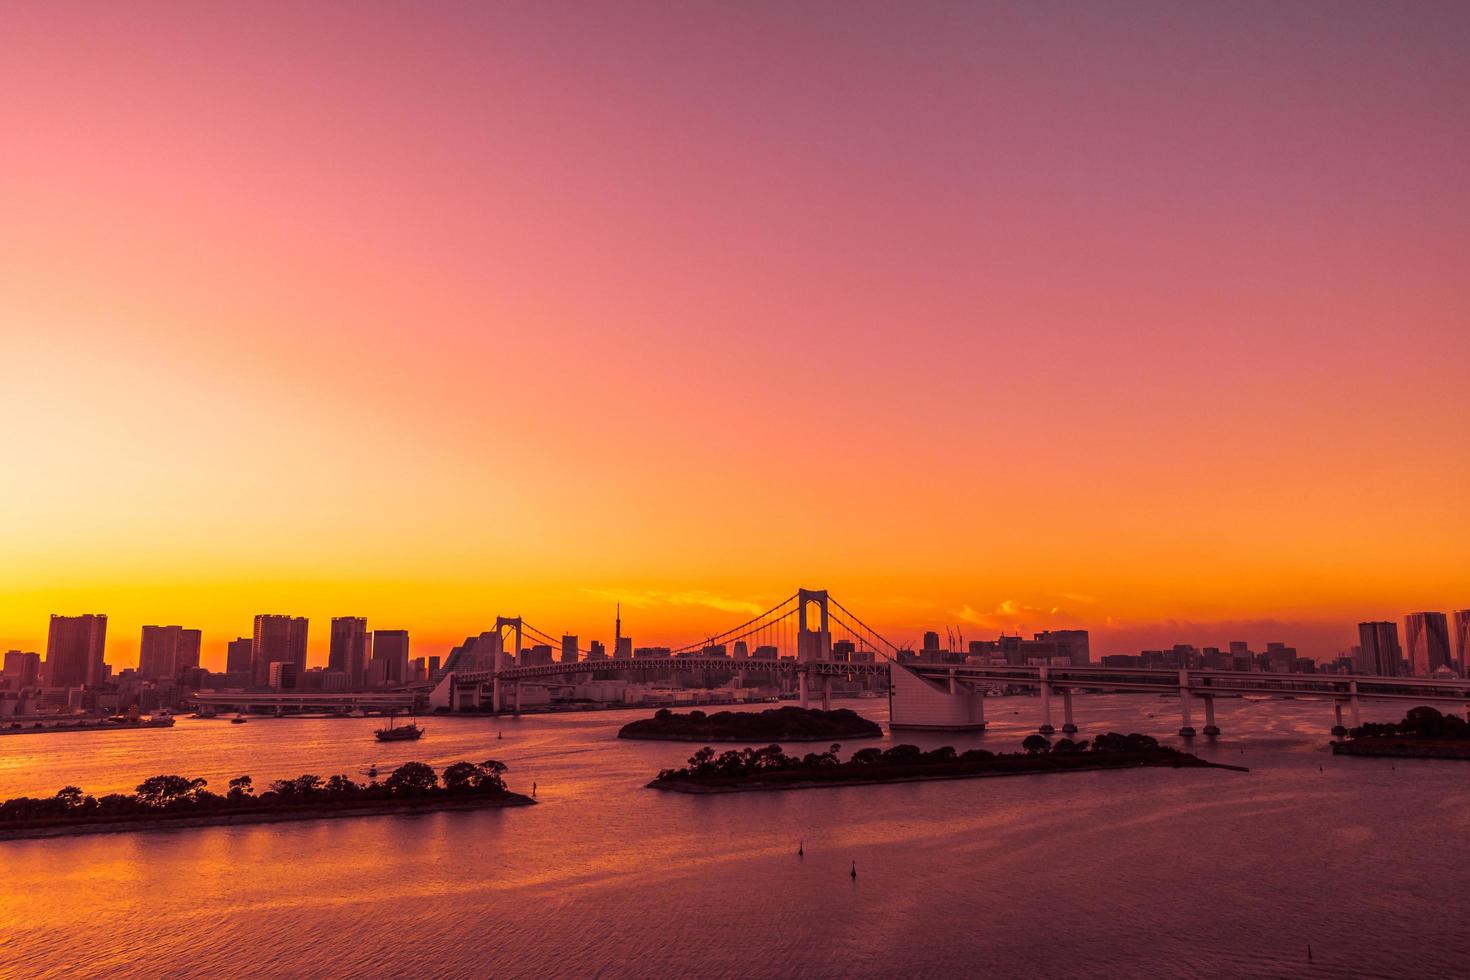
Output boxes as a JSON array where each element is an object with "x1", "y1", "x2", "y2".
[
  {"x1": 1021, "y1": 734, "x2": 1052, "y2": 755},
  {"x1": 135, "y1": 775, "x2": 207, "y2": 808},
  {"x1": 851, "y1": 747, "x2": 884, "y2": 766},
  {"x1": 1051, "y1": 738, "x2": 1077, "y2": 755},
  {"x1": 384, "y1": 762, "x2": 438, "y2": 796},
  {"x1": 324, "y1": 774, "x2": 360, "y2": 796},
  {"x1": 442, "y1": 762, "x2": 479, "y2": 793},
  {"x1": 227, "y1": 775, "x2": 254, "y2": 800},
  {"x1": 475, "y1": 760, "x2": 508, "y2": 792},
  {"x1": 54, "y1": 786, "x2": 86, "y2": 810}
]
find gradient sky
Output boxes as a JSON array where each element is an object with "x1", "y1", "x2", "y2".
[{"x1": 3, "y1": 1, "x2": 1467, "y2": 668}]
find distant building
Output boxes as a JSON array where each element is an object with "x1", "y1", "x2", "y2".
[
  {"x1": 45, "y1": 614, "x2": 108, "y2": 688},
  {"x1": 522, "y1": 644, "x2": 554, "y2": 666},
  {"x1": 922, "y1": 631, "x2": 941, "y2": 653},
  {"x1": 1356, "y1": 622, "x2": 1402, "y2": 676},
  {"x1": 732, "y1": 641, "x2": 749, "y2": 660},
  {"x1": 329, "y1": 617, "x2": 372, "y2": 688},
  {"x1": 614, "y1": 636, "x2": 633, "y2": 659},
  {"x1": 3, "y1": 650, "x2": 41, "y2": 687},
  {"x1": 1455, "y1": 611, "x2": 1470, "y2": 676},
  {"x1": 268, "y1": 661, "x2": 298, "y2": 690},
  {"x1": 138, "y1": 625, "x2": 202, "y2": 680},
  {"x1": 586, "y1": 641, "x2": 607, "y2": 660},
  {"x1": 1035, "y1": 629, "x2": 1090, "y2": 666},
  {"x1": 225, "y1": 637, "x2": 253, "y2": 674},
  {"x1": 752, "y1": 645, "x2": 778, "y2": 660},
  {"x1": 428, "y1": 655, "x2": 442, "y2": 678},
  {"x1": 252, "y1": 615, "x2": 308, "y2": 687},
  {"x1": 1404, "y1": 612, "x2": 1453, "y2": 676},
  {"x1": 561, "y1": 635, "x2": 579, "y2": 663},
  {"x1": 373, "y1": 630, "x2": 411, "y2": 685}
]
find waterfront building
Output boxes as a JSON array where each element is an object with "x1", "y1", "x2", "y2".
[
  {"x1": 45, "y1": 614, "x2": 108, "y2": 688},
  {"x1": 329, "y1": 617, "x2": 372, "y2": 688},
  {"x1": 1404, "y1": 612, "x2": 1453, "y2": 676},
  {"x1": 2, "y1": 650, "x2": 41, "y2": 687},
  {"x1": 268, "y1": 661, "x2": 298, "y2": 690},
  {"x1": 373, "y1": 630, "x2": 410, "y2": 684},
  {"x1": 252, "y1": 615, "x2": 308, "y2": 687},
  {"x1": 1356, "y1": 622, "x2": 1402, "y2": 676},
  {"x1": 1035, "y1": 629, "x2": 1091, "y2": 666},
  {"x1": 138, "y1": 625, "x2": 202, "y2": 680},
  {"x1": 225, "y1": 637, "x2": 253, "y2": 673}
]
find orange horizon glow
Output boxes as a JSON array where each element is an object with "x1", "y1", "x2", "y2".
[{"x1": 3, "y1": 3, "x2": 1467, "y2": 668}]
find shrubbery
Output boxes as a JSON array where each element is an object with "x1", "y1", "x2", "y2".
[
  {"x1": 0, "y1": 759, "x2": 513, "y2": 827},
  {"x1": 622, "y1": 706, "x2": 883, "y2": 740},
  {"x1": 1349, "y1": 706, "x2": 1470, "y2": 741}
]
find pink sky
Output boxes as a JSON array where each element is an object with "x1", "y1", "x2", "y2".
[{"x1": 2, "y1": 2, "x2": 1467, "y2": 667}]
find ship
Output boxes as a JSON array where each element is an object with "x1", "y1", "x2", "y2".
[{"x1": 374, "y1": 712, "x2": 424, "y2": 742}]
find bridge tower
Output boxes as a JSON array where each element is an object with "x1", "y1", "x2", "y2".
[
  {"x1": 797, "y1": 588, "x2": 833, "y2": 709},
  {"x1": 492, "y1": 616, "x2": 523, "y2": 713}
]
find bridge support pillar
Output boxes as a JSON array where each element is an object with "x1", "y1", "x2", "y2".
[
  {"x1": 1062, "y1": 689, "x2": 1077, "y2": 734},
  {"x1": 799, "y1": 671, "x2": 810, "y2": 709},
  {"x1": 1038, "y1": 668, "x2": 1054, "y2": 734},
  {"x1": 1348, "y1": 680, "x2": 1361, "y2": 729},
  {"x1": 1177, "y1": 670, "x2": 1196, "y2": 737},
  {"x1": 1202, "y1": 695, "x2": 1220, "y2": 736},
  {"x1": 820, "y1": 674, "x2": 832, "y2": 712},
  {"x1": 492, "y1": 673, "x2": 502, "y2": 714},
  {"x1": 1332, "y1": 701, "x2": 1347, "y2": 737},
  {"x1": 513, "y1": 681, "x2": 522, "y2": 715}
]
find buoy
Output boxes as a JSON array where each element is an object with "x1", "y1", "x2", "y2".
[
  {"x1": 1308, "y1": 943, "x2": 1314, "y2": 963},
  {"x1": 798, "y1": 840, "x2": 804, "y2": 857},
  {"x1": 850, "y1": 861, "x2": 857, "y2": 880}
]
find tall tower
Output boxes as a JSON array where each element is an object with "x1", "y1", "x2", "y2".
[{"x1": 615, "y1": 603, "x2": 621, "y2": 651}]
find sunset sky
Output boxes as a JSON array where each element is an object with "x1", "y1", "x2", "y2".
[{"x1": 2, "y1": 1, "x2": 1467, "y2": 668}]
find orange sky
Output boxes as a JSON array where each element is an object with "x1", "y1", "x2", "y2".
[{"x1": 2, "y1": 2, "x2": 1467, "y2": 668}]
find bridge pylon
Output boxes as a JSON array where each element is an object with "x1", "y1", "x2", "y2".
[
  {"x1": 797, "y1": 588, "x2": 833, "y2": 708},
  {"x1": 492, "y1": 616, "x2": 523, "y2": 713}
]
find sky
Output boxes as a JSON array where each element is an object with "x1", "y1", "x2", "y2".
[{"x1": 2, "y1": 1, "x2": 1467, "y2": 669}]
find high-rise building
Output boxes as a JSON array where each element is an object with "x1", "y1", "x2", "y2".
[
  {"x1": 922, "y1": 631, "x2": 941, "y2": 653},
  {"x1": 252, "y1": 615, "x2": 308, "y2": 687},
  {"x1": 329, "y1": 617, "x2": 372, "y2": 688},
  {"x1": 732, "y1": 640, "x2": 749, "y2": 660},
  {"x1": 268, "y1": 661, "x2": 298, "y2": 691},
  {"x1": 225, "y1": 637, "x2": 254, "y2": 673},
  {"x1": 138, "y1": 625, "x2": 202, "y2": 680},
  {"x1": 1404, "y1": 612, "x2": 1453, "y2": 676},
  {"x1": 373, "y1": 630, "x2": 410, "y2": 685},
  {"x1": 45, "y1": 614, "x2": 108, "y2": 688},
  {"x1": 587, "y1": 640, "x2": 607, "y2": 660},
  {"x1": 1356, "y1": 622, "x2": 1402, "y2": 676},
  {"x1": 1455, "y1": 610, "x2": 1470, "y2": 676},
  {"x1": 614, "y1": 636, "x2": 633, "y2": 659},
  {"x1": 3, "y1": 650, "x2": 41, "y2": 687},
  {"x1": 561, "y1": 635, "x2": 579, "y2": 663},
  {"x1": 1035, "y1": 629, "x2": 1091, "y2": 666}
]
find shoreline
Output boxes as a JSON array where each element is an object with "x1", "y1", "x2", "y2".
[
  {"x1": 0, "y1": 792, "x2": 536, "y2": 842},
  {"x1": 0, "y1": 719, "x2": 176, "y2": 737},
  {"x1": 1331, "y1": 738, "x2": 1470, "y2": 760},
  {"x1": 650, "y1": 756, "x2": 1248, "y2": 794},
  {"x1": 619, "y1": 729, "x2": 882, "y2": 743}
]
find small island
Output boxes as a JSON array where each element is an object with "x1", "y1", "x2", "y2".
[
  {"x1": 0, "y1": 760, "x2": 534, "y2": 841},
  {"x1": 649, "y1": 732, "x2": 1247, "y2": 793},
  {"x1": 1332, "y1": 705, "x2": 1470, "y2": 760},
  {"x1": 619, "y1": 706, "x2": 883, "y2": 742}
]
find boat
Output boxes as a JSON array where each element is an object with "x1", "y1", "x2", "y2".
[
  {"x1": 230, "y1": 715, "x2": 248, "y2": 724},
  {"x1": 374, "y1": 712, "x2": 424, "y2": 742}
]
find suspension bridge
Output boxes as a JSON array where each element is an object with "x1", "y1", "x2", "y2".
[{"x1": 428, "y1": 586, "x2": 1470, "y2": 735}]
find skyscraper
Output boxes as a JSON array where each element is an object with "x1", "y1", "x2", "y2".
[
  {"x1": 1356, "y1": 621, "x2": 1402, "y2": 676},
  {"x1": 561, "y1": 635, "x2": 579, "y2": 663},
  {"x1": 252, "y1": 615, "x2": 308, "y2": 687},
  {"x1": 329, "y1": 617, "x2": 372, "y2": 688},
  {"x1": 1035, "y1": 629, "x2": 1091, "y2": 667},
  {"x1": 1455, "y1": 610, "x2": 1470, "y2": 676},
  {"x1": 3, "y1": 651, "x2": 41, "y2": 687},
  {"x1": 372, "y1": 630, "x2": 410, "y2": 685},
  {"x1": 1404, "y1": 612, "x2": 1453, "y2": 676},
  {"x1": 45, "y1": 614, "x2": 108, "y2": 688},
  {"x1": 138, "y1": 625, "x2": 203, "y2": 680},
  {"x1": 226, "y1": 637, "x2": 254, "y2": 673}
]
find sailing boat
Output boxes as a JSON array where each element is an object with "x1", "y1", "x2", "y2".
[{"x1": 374, "y1": 710, "x2": 424, "y2": 742}]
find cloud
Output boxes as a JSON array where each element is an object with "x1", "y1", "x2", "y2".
[
  {"x1": 1059, "y1": 592, "x2": 1099, "y2": 605},
  {"x1": 578, "y1": 588, "x2": 766, "y2": 616}
]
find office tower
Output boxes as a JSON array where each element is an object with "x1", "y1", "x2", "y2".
[
  {"x1": 614, "y1": 636, "x2": 633, "y2": 659},
  {"x1": 1404, "y1": 612, "x2": 1453, "y2": 676},
  {"x1": 732, "y1": 640, "x2": 749, "y2": 660},
  {"x1": 268, "y1": 661, "x2": 298, "y2": 690},
  {"x1": 1455, "y1": 611, "x2": 1470, "y2": 676},
  {"x1": 1356, "y1": 622, "x2": 1402, "y2": 676},
  {"x1": 45, "y1": 614, "x2": 108, "y2": 688},
  {"x1": 3, "y1": 650, "x2": 41, "y2": 687},
  {"x1": 225, "y1": 637, "x2": 254, "y2": 673},
  {"x1": 587, "y1": 640, "x2": 607, "y2": 660},
  {"x1": 138, "y1": 625, "x2": 203, "y2": 680},
  {"x1": 428, "y1": 655, "x2": 441, "y2": 678},
  {"x1": 1035, "y1": 629, "x2": 1091, "y2": 666},
  {"x1": 561, "y1": 635, "x2": 579, "y2": 663},
  {"x1": 373, "y1": 630, "x2": 410, "y2": 685},
  {"x1": 329, "y1": 617, "x2": 372, "y2": 688},
  {"x1": 922, "y1": 631, "x2": 941, "y2": 653},
  {"x1": 252, "y1": 615, "x2": 308, "y2": 687}
]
